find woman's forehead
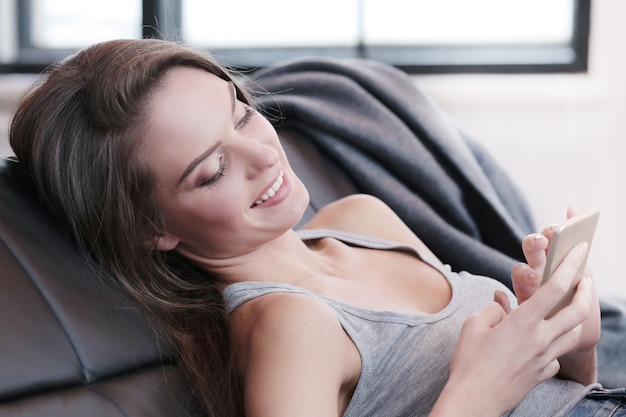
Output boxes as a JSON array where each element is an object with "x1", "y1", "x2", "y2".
[{"x1": 140, "y1": 68, "x2": 233, "y2": 184}]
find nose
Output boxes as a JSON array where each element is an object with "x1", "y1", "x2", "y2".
[{"x1": 236, "y1": 136, "x2": 280, "y2": 179}]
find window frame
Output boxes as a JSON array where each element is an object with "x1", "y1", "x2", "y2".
[{"x1": 0, "y1": 0, "x2": 591, "y2": 74}]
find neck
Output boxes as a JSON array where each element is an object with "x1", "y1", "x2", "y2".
[{"x1": 187, "y1": 229, "x2": 335, "y2": 288}]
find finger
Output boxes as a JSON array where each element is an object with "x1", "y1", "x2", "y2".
[
  {"x1": 539, "y1": 206, "x2": 578, "y2": 251},
  {"x1": 543, "y1": 358, "x2": 561, "y2": 380},
  {"x1": 466, "y1": 301, "x2": 507, "y2": 331},
  {"x1": 533, "y1": 277, "x2": 592, "y2": 369},
  {"x1": 567, "y1": 205, "x2": 579, "y2": 219},
  {"x1": 519, "y1": 242, "x2": 589, "y2": 321},
  {"x1": 541, "y1": 224, "x2": 558, "y2": 241},
  {"x1": 511, "y1": 263, "x2": 541, "y2": 303},
  {"x1": 546, "y1": 323, "x2": 583, "y2": 361},
  {"x1": 521, "y1": 233, "x2": 549, "y2": 271},
  {"x1": 546, "y1": 275, "x2": 593, "y2": 336},
  {"x1": 493, "y1": 290, "x2": 512, "y2": 314}
]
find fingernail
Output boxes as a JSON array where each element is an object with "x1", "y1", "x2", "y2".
[{"x1": 531, "y1": 233, "x2": 546, "y2": 244}]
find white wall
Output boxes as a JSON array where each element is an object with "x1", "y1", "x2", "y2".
[
  {"x1": 1, "y1": 0, "x2": 624, "y2": 293},
  {"x1": 413, "y1": 0, "x2": 626, "y2": 294}
]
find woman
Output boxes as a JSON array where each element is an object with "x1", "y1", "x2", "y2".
[{"x1": 8, "y1": 38, "x2": 617, "y2": 417}]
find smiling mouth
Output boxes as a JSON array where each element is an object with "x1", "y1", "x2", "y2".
[{"x1": 252, "y1": 170, "x2": 284, "y2": 207}]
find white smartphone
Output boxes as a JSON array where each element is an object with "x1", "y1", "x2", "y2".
[{"x1": 541, "y1": 209, "x2": 600, "y2": 318}]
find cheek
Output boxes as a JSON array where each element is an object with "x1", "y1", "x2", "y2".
[{"x1": 168, "y1": 190, "x2": 244, "y2": 234}]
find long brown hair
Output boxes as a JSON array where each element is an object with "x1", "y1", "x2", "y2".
[{"x1": 9, "y1": 39, "x2": 252, "y2": 417}]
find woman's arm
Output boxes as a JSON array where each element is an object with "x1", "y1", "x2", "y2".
[{"x1": 230, "y1": 293, "x2": 359, "y2": 417}]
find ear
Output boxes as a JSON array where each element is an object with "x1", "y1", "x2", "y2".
[{"x1": 146, "y1": 232, "x2": 180, "y2": 252}]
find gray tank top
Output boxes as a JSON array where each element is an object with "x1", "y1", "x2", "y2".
[{"x1": 222, "y1": 229, "x2": 596, "y2": 417}]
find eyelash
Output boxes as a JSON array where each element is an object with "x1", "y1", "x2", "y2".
[
  {"x1": 199, "y1": 158, "x2": 228, "y2": 188},
  {"x1": 198, "y1": 106, "x2": 255, "y2": 188},
  {"x1": 236, "y1": 106, "x2": 256, "y2": 129}
]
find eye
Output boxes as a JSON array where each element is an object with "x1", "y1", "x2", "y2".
[
  {"x1": 235, "y1": 106, "x2": 256, "y2": 129},
  {"x1": 198, "y1": 158, "x2": 228, "y2": 189}
]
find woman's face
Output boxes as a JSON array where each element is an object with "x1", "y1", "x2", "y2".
[{"x1": 141, "y1": 66, "x2": 309, "y2": 261}]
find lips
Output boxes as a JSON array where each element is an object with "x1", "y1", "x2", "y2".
[{"x1": 251, "y1": 170, "x2": 284, "y2": 207}]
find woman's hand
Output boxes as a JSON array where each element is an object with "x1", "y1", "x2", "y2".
[
  {"x1": 430, "y1": 233, "x2": 596, "y2": 417},
  {"x1": 512, "y1": 207, "x2": 600, "y2": 384}
]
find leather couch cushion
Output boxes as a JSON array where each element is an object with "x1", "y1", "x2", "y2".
[
  {"x1": 0, "y1": 127, "x2": 356, "y2": 415},
  {"x1": 0, "y1": 158, "x2": 198, "y2": 416}
]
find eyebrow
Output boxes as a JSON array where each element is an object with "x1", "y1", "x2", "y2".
[
  {"x1": 177, "y1": 81, "x2": 236, "y2": 186},
  {"x1": 178, "y1": 142, "x2": 220, "y2": 185}
]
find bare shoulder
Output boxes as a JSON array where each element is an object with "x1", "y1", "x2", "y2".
[
  {"x1": 303, "y1": 194, "x2": 437, "y2": 258},
  {"x1": 303, "y1": 194, "x2": 397, "y2": 234},
  {"x1": 230, "y1": 293, "x2": 359, "y2": 415},
  {"x1": 231, "y1": 292, "x2": 342, "y2": 351}
]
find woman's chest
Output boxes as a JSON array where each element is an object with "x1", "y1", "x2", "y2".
[{"x1": 302, "y1": 243, "x2": 452, "y2": 315}]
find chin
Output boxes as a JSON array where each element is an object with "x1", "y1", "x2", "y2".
[{"x1": 287, "y1": 183, "x2": 311, "y2": 227}]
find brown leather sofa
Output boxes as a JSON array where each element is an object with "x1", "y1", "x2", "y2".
[{"x1": 0, "y1": 156, "x2": 196, "y2": 416}]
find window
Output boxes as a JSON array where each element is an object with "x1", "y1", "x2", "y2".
[
  {"x1": 0, "y1": 0, "x2": 591, "y2": 74},
  {"x1": 0, "y1": 0, "x2": 141, "y2": 72},
  {"x1": 182, "y1": 0, "x2": 590, "y2": 73}
]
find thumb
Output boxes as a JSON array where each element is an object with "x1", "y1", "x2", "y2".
[{"x1": 512, "y1": 263, "x2": 542, "y2": 304}]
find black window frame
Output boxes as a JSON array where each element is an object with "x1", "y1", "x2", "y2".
[{"x1": 0, "y1": 0, "x2": 591, "y2": 75}]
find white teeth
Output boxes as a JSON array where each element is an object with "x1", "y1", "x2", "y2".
[{"x1": 253, "y1": 170, "x2": 284, "y2": 207}]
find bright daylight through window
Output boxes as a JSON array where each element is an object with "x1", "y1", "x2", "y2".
[{"x1": 0, "y1": 0, "x2": 588, "y2": 73}]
